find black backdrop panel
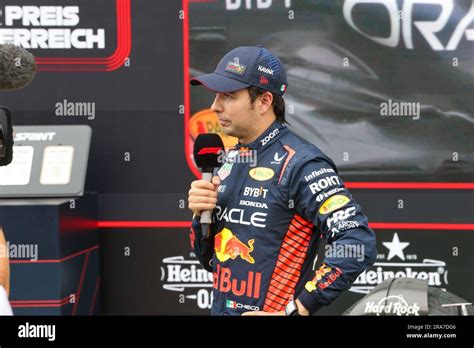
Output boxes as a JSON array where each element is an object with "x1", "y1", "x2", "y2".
[
  {"x1": 100, "y1": 227, "x2": 474, "y2": 315},
  {"x1": 101, "y1": 228, "x2": 212, "y2": 315}
]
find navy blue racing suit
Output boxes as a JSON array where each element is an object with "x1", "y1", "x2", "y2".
[{"x1": 190, "y1": 120, "x2": 376, "y2": 315}]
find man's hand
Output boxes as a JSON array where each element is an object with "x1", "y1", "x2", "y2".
[
  {"x1": 241, "y1": 299, "x2": 309, "y2": 316},
  {"x1": 188, "y1": 176, "x2": 221, "y2": 217}
]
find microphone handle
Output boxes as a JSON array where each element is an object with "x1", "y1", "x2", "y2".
[{"x1": 200, "y1": 172, "x2": 214, "y2": 225}]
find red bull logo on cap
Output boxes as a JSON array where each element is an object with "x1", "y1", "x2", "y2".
[{"x1": 214, "y1": 228, "x2": 255, "y2": 264}]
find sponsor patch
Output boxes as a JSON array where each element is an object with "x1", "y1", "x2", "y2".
[
  {"x1": 328, "y1": 220, "x2": 360, "y2": 239},
  {"x1": 243, "y1": 186, "x2": 268, "y2": 199},
  {"x1": 319, "y1": 195, "x2": 350, "y2": 215},
  {"x1": 214, "y1": 264, "x2": 262, "y2": 299},
  {"x1": 226, "y1": 300, "x2": 260, "y2": 311},
  {"x1": 308, "y1": 175, "x2": 341, "y2": 194},
  {"x1": 304, "y1": 167, "x2": 335, "y2": 182},
  {"x1": 214, "y1": 228, "x2": 255, "y2": 264},
  {"x1": 225, "y1": 57, "x2": 247, "y2": 76},
  {"x1": 257, "y1": 65, "x2": 274, "y2": 75},
  {"x1": 305, "y1": 264, "x2": 342, "y2": 292},
  {"x1": 215, "y1": 205, "x2": 267, "y2": 228},
  {"x1": 249, "y1": 167, "x2": 274, "y2": 181},
  {"x1": 260, "y1": 128, "x2": 279, "y2": 146},
  {"x1": 316, "y1": 187, "x2": 345, "y2": 203},
  {"x1": 272, "y1": 152, "x2": 287, "y2": 164},
  {"x1": 217, "y1": 163, "x2": 233, "y2": 181},
  {"x1": 239, "y1": 200, "x2": 268, "y2": 209},
  {"x1": 326, "y1": 206, "x2": 357, "y2": 228}
]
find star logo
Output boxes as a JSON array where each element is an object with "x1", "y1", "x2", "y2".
[{"x1": 383, "y1": 233, "x2": 410, "y2": 261}]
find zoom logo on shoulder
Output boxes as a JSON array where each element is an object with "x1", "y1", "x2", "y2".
[{"x1": 260, "y1": 128, "x2": 279, "y2": 146}]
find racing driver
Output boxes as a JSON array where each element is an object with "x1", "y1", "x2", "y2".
[{"x1": 188, "y1": 46, "x2": 377, "y2": 316}]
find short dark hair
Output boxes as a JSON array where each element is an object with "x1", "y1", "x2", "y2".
[{"x1": 248, "y1": 86, "x2": 287, "y2": 124}]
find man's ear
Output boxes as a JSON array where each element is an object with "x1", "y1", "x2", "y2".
[{"x1": 259, "y1": 91, "x2": 273, "y2": 114}]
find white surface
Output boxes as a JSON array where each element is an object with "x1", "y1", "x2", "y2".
[
  {"x1": 0, "y1": 286, "x2": 13, "y2": 316},
  {"x1": 40, "y1": 145, "x2": 74, "y2": 185},
  {"x1": 0, "y1": 146, "x2": 34, "y2": 186}
]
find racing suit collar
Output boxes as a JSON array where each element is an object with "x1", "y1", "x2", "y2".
[{"x1": 236, "y1": 120, "x2": 287, "y2": 152}]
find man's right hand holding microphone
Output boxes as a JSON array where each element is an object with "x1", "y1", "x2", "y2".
[{"x1": 188, "y1": 176, "x2": 221, "y2": 217}]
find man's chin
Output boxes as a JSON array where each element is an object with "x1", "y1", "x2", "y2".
[{"x1": 221, "y1": 127, "x2": 236, "y2": 137}]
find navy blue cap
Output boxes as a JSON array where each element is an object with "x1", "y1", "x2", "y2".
[{"x1": 191, "y1": 46, "x2": 288, "y2": 96}]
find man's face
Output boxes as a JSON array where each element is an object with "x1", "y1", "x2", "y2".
[{"x1": 210, "y1": 88, "x2": 258, "y2": 140}]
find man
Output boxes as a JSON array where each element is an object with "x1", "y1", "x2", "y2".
[
  {"x1": 0, "y1": 227, "x2": 12, "y2": 315},
  {"x1": 188, "y1": 46, "x2": 376, "y2": 315}
]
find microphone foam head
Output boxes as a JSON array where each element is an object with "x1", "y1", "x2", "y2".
[
  {"x1": 193, "y1": 133, "x2": 224, "y2": 170},
  {"x1": 0, "y1": 107, "x2": 13, "y2": 167},
  {"x1": 0, "y1": 44, "x2": 37, "y2": 90}
]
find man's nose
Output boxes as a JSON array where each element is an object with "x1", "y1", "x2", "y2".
[{"x1": 211, "y1": 94, "x2": 223, "y2": 113}]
